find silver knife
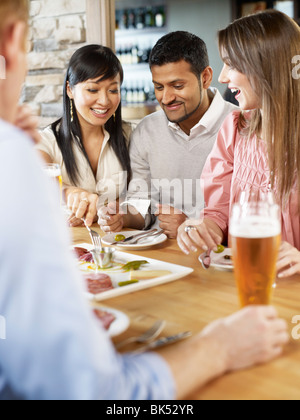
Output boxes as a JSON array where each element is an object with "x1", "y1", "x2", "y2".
[
  {"x1": 132, "y1": 331, "x2": 192, "y2": 354},
  {"x1": 111, "y1": 229, "x2": 159, "y2": 245}
]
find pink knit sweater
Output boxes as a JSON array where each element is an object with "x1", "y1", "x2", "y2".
[{"x1": 201, "y1": 111, "x2": 300, "y2": 249}]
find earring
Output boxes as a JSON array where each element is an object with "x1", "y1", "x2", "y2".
[
  {"x1": 113, "y1": 113, "x2": 116, "y2": 122},
  {"x1": 70, "y1": 99, "x2": 74, "y2": 122}
]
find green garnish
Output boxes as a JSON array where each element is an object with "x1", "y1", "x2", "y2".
[
  {"x1": 122, "y1": 260, "x2": 149, "y2": 272},
  {"x1": 214, "y1": 245, "x2": 225, "y2": 254},
  {"x1": 118, "y1": 280, "x2": 139, "y2": 287},
  {"x1": 115, "y1": 234, "x2": 126, "y2": 242}
]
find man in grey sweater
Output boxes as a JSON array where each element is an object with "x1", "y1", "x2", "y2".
[{"x1": 99, "y1": 32, "x2": 237, "y2": 238}]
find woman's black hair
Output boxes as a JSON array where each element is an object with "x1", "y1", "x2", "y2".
[{"x1": 51, "y1": 44, "x2": 131, "y2": 186}]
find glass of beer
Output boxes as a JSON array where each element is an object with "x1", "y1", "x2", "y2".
[
  {"x1": 43, "y1": 163, "x2": 63, "y2": 204},
  {"x1": 230, "y1": 192, "x2": 281, "y2": 307}
]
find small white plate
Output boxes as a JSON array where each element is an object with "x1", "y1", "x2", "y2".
[
  {"x1": 210, "y1": 248, "x2": 233, "y2": 271},
  {"x1": 102, "y1": 230, "x2": 168, "y2": 250},
  {"x1": 94, "y1": 307, "x2": 130, "y2": 338}
]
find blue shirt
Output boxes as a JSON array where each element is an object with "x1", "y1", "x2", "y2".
[{"x1": 0, "y1": 120, "x2": 175, "y2": 400}]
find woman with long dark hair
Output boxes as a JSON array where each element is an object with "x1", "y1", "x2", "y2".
[{"x1": 37, "y1": 45, "x2": 132, "y2": 226}]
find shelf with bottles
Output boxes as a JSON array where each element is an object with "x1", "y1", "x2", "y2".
[
  {"x1": 121, "y1": 79, "x2": 157, "y2": 107},
  {"x1": 116, "y1": 5, "x2": 167, "y2": 31}
]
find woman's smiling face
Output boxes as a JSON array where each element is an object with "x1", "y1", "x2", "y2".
[
  {"x1": 218, "y1": 63, "x2": 260, "y2": 110},
  {"x1": 67, "y1": 74, "x2": 121, "y2": 128}
]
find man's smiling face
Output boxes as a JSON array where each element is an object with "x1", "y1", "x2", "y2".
[{"x1": 151, "y1": 60, "x2": 205, "y2": 125}]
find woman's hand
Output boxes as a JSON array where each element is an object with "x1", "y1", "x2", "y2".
[
  {"x1": 177, "y1": 218, "x2": 223, "y2": 255},
  {"x1": 66, "y1": 188, "x2": 99, "y2": 227},
  {"x1": 277, "y1": 242, "x2": 300, "y2": 278}
]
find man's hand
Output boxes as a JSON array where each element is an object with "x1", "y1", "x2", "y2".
[
  {"x1": 98, "y1": 202, "x2": 125, "y2": 233},
  {"x1": 201, "y1": 305, "x2": 289, "y2": 372},
  {"x1": 14, "y1": 104, "x2": 41, "y2": 144},
  {"x1": 155, "y1": 204, "x2": 187, "y2": 239}
]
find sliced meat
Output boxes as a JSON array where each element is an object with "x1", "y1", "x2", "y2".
[
  {"x1": 93, "y1": 309, "x2": 116, "y2": 330},
  {"x1": 84, "y1": 273, "x2": 113, "y2": 295},
  {"x1": 79, "y1": 252, "x2": 94, "y2": 263},
  {"x1": 74, "y1": 247, "x2": 89, "y2": 258}
]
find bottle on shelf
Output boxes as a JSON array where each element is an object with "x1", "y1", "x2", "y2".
[
  {"x1": 155, "y1": 6, "x2": 166, "y2": 28},
  {"x1": 127, "y1": 9, "x2": 136, "y2": 29},
  {"x1": 145, "y1": 6, "x2": 155, "y2": 28},
  {"x1": 119, "y1": 9, "x2": 128, "y2": 29},
  {"x1": 136, "y1": 8, "x2": 145, "y2": 29}
]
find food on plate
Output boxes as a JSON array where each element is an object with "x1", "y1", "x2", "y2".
[
  {"x1": 74, "y1": 246, "x2": 94, "y2": 263},
  {"x1": 122, "y1": 260, "x2": 149, "y2": 272},
  {"x1": 129, "y1": 270, "x2": 172, "y2": 280},
  {"x1": 224, "y1": 255, "x2": 232, "y2": 260},
  {"x1": 74, "y1": 247, "x2": 89, "y2": 258},
  {"x1": 84, "y1": 273, "x2": 113, "y2": 295},
  {"x1": 93, "y1": 308, "x2": 116, "y2": 330},
  {"x1": 214, "y1": 245, "x2": 225, "y2": 254},
  {"x1": 79, "y1": 252, "x2": 94, "y2": 263},
  {"x1": 118, "y1": 280, "x2": 139, "y2": 287},
  {"x1": 114, "y1": 234, "x2": 126, "y2": 242}
]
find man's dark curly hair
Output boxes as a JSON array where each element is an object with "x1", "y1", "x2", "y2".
[{"x1": 149, "y1": 31, "x2": 210, "y2": 80}]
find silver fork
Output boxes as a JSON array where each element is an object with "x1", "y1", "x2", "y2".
[
  {"x1": 116, "y1": 320, "x2": 166, "y2": 350},
  {"x1": 82, "y1": 218, "x2": 102, "y2": 253}
]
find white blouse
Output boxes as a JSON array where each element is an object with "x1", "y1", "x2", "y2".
[{"x1": 36, "y1": 122, "x2": 132, "y2": 207}]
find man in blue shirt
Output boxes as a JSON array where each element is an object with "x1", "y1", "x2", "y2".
[{"x1": 0, "y1": 0, "x2": 288, "y2": 400}]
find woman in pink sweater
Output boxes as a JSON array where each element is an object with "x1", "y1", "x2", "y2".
[{"x1": 178, "y1": 10, "x2": 300, "y2": 277}]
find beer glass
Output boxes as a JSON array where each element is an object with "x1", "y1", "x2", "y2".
[
  {"x1": 229, "y1": 192, "x2": 281, "y2": 307},
  {"x1": 43, "y1": 163, "x2": 63, "y2": 204}
]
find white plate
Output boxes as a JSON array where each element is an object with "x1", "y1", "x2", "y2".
[
  {"x1": 75, "y1": 244, "x2": 194, "y2": 302},
  {"x1": 210, "y1": 248, "x2": 233, "y2": 271},
  {"x1": 95, "y1": 307, "x2": 130, "y2": 338},
  {"x1": 102, "y1": 230, "x2": 168, "y2": 250}
]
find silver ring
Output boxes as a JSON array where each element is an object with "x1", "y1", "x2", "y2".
[{"x1": 185, "y1": 226, "x2": 197, "y2": 233}]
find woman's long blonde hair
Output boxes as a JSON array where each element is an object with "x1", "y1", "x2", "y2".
[{"x1": 218, "y1": 10, "x2": 300, "y2": 208}]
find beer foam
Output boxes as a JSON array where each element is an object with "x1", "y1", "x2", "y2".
[
  {"x1": 44, "y1": 167, "x2": 61, "y2": 178},
  {"x1": 230, "y1": 216, "x2": 281, "y2": 238}
]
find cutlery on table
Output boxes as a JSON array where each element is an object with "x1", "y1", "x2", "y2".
[
  {"x1": 132, "y1": 331, "x2": 192, "y2": 354},
  {"x1": 82, "y1": 218, "x2": 103, "y2": 253},
  {"x1": 116, "y1": 320, "x2": 166, "y2": 350},
  {"x1": 129, "y1": 230, "x2": 164, "y2": 245},
  {"x1": 199, "y1": 249, "x2": 212, "y2": 270},
  {"x1": 111, "y1": 229, "x2": 160, "y2": 246}
]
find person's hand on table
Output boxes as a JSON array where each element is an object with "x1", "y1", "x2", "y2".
[
  {"x1": 67, "y1": 189, "x2": 99, "y2": 227},
  {"x1": 277, "y1": 242, "x2": 300, "y2": 278},
  {"x1": 177, "y1": 218, "x2": 223, "y2": 255},
  {"x1": 14, "y1": 104, "x2": 41, "y2": 145},
  {"x1": 201, "y1": 305, "x2": 289, "y2": 371},
  {"x1": 98, "y1": 201, "x2": 125, "y2": 233},
  {"x1": 155, "y1": 204, "x2": 187, "y2": 239}
]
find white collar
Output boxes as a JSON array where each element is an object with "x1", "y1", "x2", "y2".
[{"x1": 167, "y1": 87, "x2": 224, "y2": 136}]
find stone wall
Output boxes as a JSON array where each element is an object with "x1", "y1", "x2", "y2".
[{"x1": 25, "y1": 0, "x2": 87, "y2": 128}]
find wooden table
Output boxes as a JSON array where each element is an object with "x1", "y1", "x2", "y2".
[{"x1": 72, "y1": 226, "x2": 300, "y2": 400}]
